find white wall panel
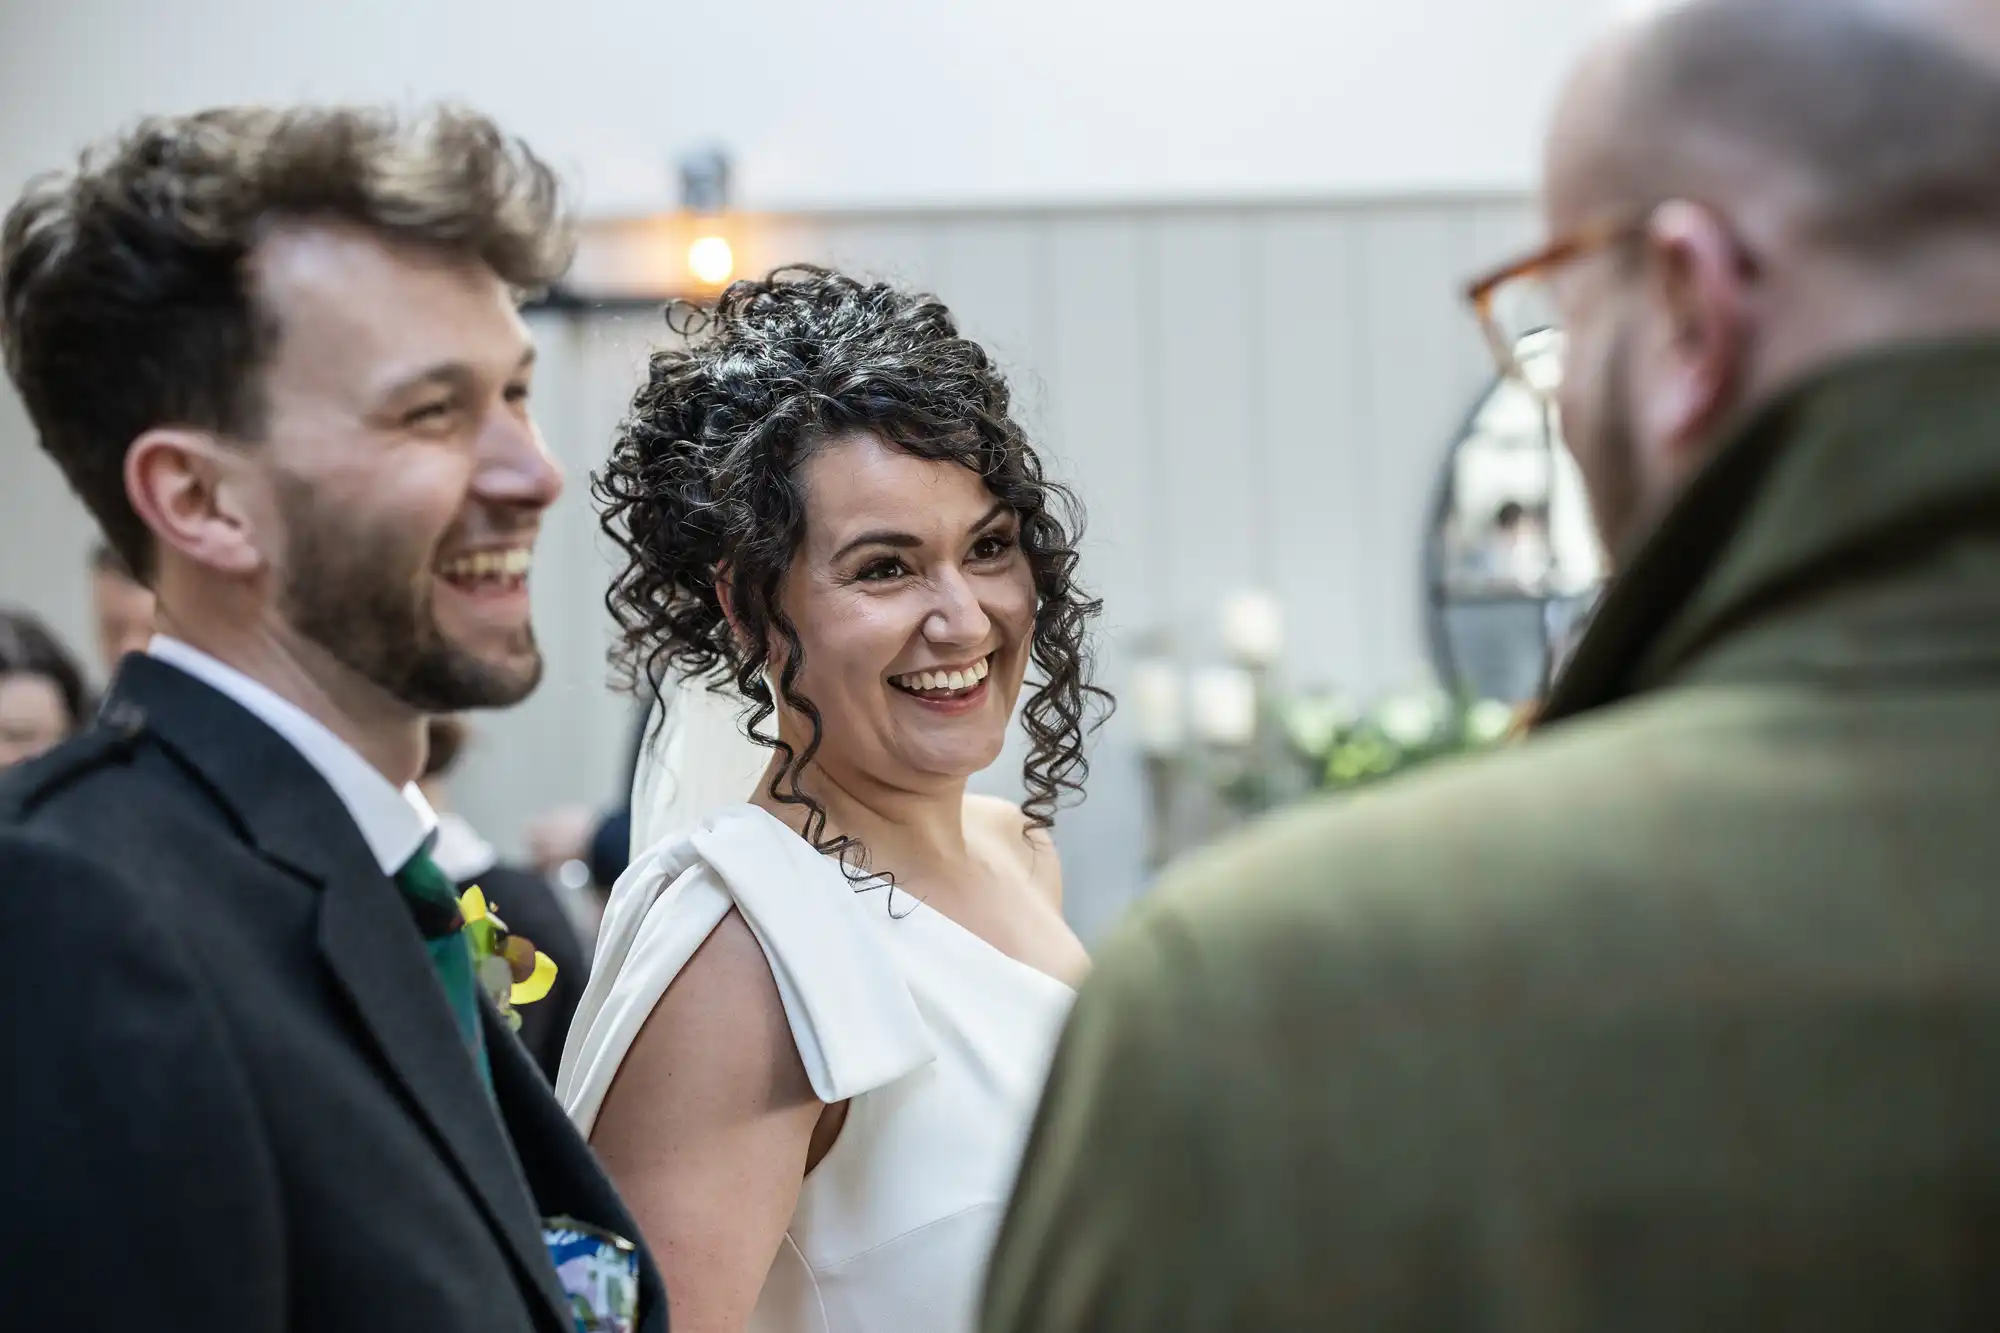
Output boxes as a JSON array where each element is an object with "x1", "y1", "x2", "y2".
[{"x1": 0, "y1": 0, "x2": 1612, "y2": 212}]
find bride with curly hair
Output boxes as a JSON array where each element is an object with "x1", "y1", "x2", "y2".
[{"x1": 559, "y1": 266, "x2": 1110, "y2": 1333}]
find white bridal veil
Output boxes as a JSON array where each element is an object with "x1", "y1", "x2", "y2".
[{"x1": 627, "y1": 672, "x2": 774, "y2": 862}]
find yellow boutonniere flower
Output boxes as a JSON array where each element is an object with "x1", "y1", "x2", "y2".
[{"x1": 459, "y1": 885, "x2": 558, "y2": 1030}]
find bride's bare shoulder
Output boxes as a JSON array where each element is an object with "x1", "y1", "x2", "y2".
[
  {"x1": 963, "y1": 793, "x2": 1063, "y2": 908},
  {"x1": 592, "y1": 908, "x2": 816, "y2": 1149}
]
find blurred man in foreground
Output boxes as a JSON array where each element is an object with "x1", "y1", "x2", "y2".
[{"x1": 986, "y1": 2, "x2": 2000, "y2": 1328}]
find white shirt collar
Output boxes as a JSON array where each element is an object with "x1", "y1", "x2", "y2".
[
  {"x1": 147, "y1": 636, "x2": 436, "y2": 875},
  {"x1": 428, "y1": 812, "x2": 499, "y2": 884}
]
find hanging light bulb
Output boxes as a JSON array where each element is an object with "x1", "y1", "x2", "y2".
[
  {"x1": 687, "y1": 235, "x2": 734, "y2": 287},
  {"x1": 676, "y1": 147, "x2": 736, "y2": 290}
]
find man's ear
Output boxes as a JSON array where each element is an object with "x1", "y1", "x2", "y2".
[
  {"x1": 125, "y1": 428, "x2": 265, "y2": 578},
  {"x1": 1639, "y1": 200, "x2": 1750, "y2": 471}
]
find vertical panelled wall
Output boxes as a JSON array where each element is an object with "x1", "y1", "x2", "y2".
[
  {"x1": 0, "y1": 194, "x2": 1539, "y2": 943},
  {"x1": 488, "y1": 195, "x2": 1539, "y2": 941}
]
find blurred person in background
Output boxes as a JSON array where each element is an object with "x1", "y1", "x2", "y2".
[
  {"x1": 1478, "y1": 499, "x2": 1551, "y2": 590},
  {"x1": 0, "y1": 105, "x2": 663, "y2": 1331},
  {"x1": 986, "y1": 1, "x2": 2000, "y2": 1329},
  {"x1": 89, "y1": 540, "x2": 155, "y2": 674},
  {"x1": 419, "y1": 714, "x2": 589, "y2": 1082},
  {"x1": 522, "y1": 710, "x2": 644, "y2": 891},
  {"x1": 0, "y1": 608, "x2": 90, "y2": 766}
]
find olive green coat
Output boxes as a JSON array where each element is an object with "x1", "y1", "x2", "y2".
[{"x1": 983, "y1": 341, "x2": 2000, "y2": 1332}]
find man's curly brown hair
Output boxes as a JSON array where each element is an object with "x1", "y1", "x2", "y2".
[
  {"x1": 597, "y1": 266, "x2": 1111, "y2": 871},
  {"x1": 1, "y1": 103, "x2": 572, "y2": 580}
]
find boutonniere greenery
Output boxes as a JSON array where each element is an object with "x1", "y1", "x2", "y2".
[{"x1": 458, "y1": 885, "x2": 558, "y2": 1030}]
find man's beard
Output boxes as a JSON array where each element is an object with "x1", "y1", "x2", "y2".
[
  {"x1": 1580, "y1": 320, "x2": 1646, "y2": 571},
  {"x1": 275, "y1": 476, "x2": 542, "y2": 711}
]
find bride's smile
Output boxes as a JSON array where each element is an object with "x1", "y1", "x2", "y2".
[{"x1": 887, "y1": 654, "x2": 990, "y2": 699}]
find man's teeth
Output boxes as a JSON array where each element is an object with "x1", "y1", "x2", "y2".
[
  {"x1": 439, "y1": 549, "x2": 532, "y2": 580},
  {"x1": 893, "y1": 658, "x2": 992, "y2": 692}
]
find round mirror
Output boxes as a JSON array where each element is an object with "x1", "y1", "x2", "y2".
[{"x1": 1424, "y1": 330, "x2": 1606, "y2": 703}]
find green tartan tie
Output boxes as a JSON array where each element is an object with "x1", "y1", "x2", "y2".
[{"x1": 393, "y1": 845, "x2": 493, "y2": 1094}]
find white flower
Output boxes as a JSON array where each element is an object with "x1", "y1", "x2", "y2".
[
  {"x1": 1280, "y1": 693, "x2": 1356, "y2": 755},
  {"x1": 1374, "y1": 692, "x2": 1447, "y2": 747},
  {"x1": 1466, "y1": 699, "x2": 1517, "y2": 744}
]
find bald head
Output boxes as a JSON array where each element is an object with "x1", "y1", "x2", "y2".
[
  {"x1": 1554, "y1": 0, "x2": 2000, "y2": 252},
  {"x1": 1535, "y1": 0, "x2": 2000, "y2": 569}
]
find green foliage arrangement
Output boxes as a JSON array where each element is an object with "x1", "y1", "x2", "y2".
[{"x1": 1280, "y1": 689, "x2": 1519, "y2": 792}]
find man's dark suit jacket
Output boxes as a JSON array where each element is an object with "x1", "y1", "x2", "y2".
[{"x1": 0, "y1": 656, "x2": 667, "y2": 1332}]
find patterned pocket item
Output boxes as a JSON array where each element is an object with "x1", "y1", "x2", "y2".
[{"x1": 542, "y1": 1216, "x2": 641, "y2": 1333}]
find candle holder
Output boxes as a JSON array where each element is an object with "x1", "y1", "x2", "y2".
[
  {"x1": 1130, "y1": 597, "x2": 1306, "y2": 869},
  {"x1": 1128, "y1": 647, "x2": 1188, "y2": 871},
  {"x1": 1220, "y1": 589, "x2": 1285, "y2": 670},
  {"x1": 1140, "y1": 752, "x2": 1180, "y2": 872}
]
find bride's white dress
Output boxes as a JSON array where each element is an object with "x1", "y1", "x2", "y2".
[{"x1": 558, "y1": 801, "x2": 1076, "y2": 1333}]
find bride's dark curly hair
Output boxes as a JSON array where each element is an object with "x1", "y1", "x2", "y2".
[{"x1": 596, "y1": 266, "x2": 1110, "y2": 868}]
